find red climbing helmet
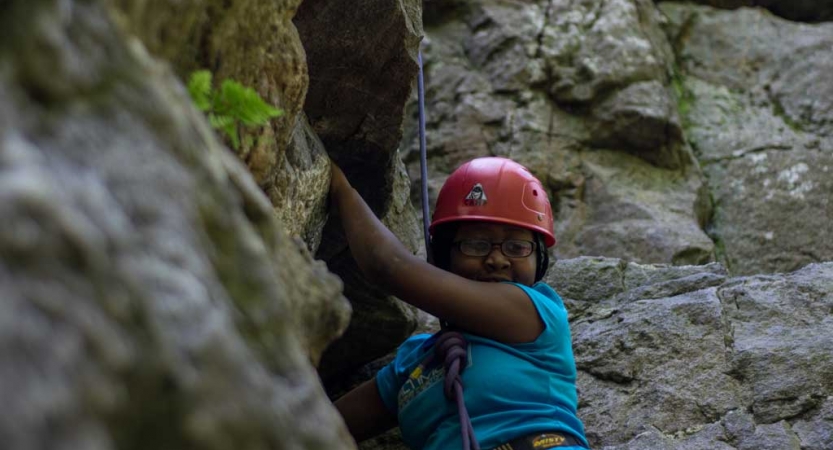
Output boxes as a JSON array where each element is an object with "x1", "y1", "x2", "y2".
[{"x1": 430, "y1": 157, "x2": 556, "y2": 247}]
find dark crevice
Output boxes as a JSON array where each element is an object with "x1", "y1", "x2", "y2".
[
  {"x1": 765, "y1": 85, "x2": 807, "y2": 133},
  {"x1": 666, "y1": 6, "x2": 699, "y2": 57},
  {"x1": 715, "y1": 285, "x2": 741, "y2": 385},
  {"x1": 754, "y1": 395, "x2": 827, "y2": 423},
  {"x1": 655, "y1": 0, "x2": 833, "y2": 24},
  {"x1": 577, "y1": 367, "x2": 637, "y2": 386},
  {"x1": 472, "y1": 35, "x2": 522, "y2": 71},
  {"x1": 534, "y1": 0, "x2": 555, "y2": 60},
  {"x1": 617, "y1": 259, "x2": 629, "y2": 293}
]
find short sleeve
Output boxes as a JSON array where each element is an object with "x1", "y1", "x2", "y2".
[
  {"x1": 505, "y1": 281, "x2": 570, "y2": 350},
  {"x1": 375, "y1": 362, "x2": 400, "y2": 414},
  {"x1": 375, "y1": 333, "x2": 434, "y2": 415}
]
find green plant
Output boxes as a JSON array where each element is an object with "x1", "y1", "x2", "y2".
[{"x1": 187, "y1": 70, "x2": 283, "y2": 149}]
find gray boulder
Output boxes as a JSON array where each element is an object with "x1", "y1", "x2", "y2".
[
  {"x1": 0, "y1": 1, "x2": 352, "y2": 448},
  {"x1": 663, "y1": 3, "x2": 833, "y2": 275},
  {"x1": 549, "y1": 258, "x2": 833, "y2": 449}
]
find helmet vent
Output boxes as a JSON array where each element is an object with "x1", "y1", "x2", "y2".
[{"x1": 533, "y1": 189, "x2": 538, "y2": 197}]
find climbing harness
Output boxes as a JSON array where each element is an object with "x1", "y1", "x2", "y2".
[{"x1": 417, "y1": 48, "x2": 480, "y2": 450}]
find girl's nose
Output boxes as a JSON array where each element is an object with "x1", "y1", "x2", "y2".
[{"x1": 484, "y1": 246, "x2": 510, "y2": 269}]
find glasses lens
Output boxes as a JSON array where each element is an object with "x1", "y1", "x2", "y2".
[
  {"x1": 502, "y1": 240, "x2": 534, "y2": 257},
  {"x1": 458, "y1": 240, "x2": 491, "y2": 256},
  {"x1": 456, "y1": 239, "x2": 534, "y2": 257}
]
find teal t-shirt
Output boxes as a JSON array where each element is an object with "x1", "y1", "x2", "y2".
[{"x1": 375, "y1": 282, "x2": 589, "y2": 450}]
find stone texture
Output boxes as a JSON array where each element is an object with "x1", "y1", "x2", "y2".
[
  {"x1": 589, "y1": 80, "x2": 687, "y2": 169},
  {"x1": 112, "y1": 0, "x2": 333, "y2": 251},
  {"x1": 664, "y1": 3, "x2": 833, "y2": 275},
  {"x1": 556, "y1": 149, "x2": 713, "y2": 264},
  {"x1": 403, "y1": 0, "x2": 711, "y2": 269},
  {"x1": 707, "y1": 149, "x2": 833, "y2": 275},
  {"x1": 403, "y1": 0, "x2": 833, "y2": 278},
  {"x1": 0, "y1": 1, "x2": 352, "y2": 449},
  {"x1": 663, "y1": 3, "x2": 833, "y2": 138},
  {"x1": 267, "y1": 113, "x2": 331, "y2": 248},
  {"x1": 791, "y1": 397, "x2": 833, "y2": 450},
  {"x1": 719, "y1": 264, "x2": 833, "y2": 423},
  {"x1": 294, "y1": 0, "x2": 426, "y2": 380},
  {"x1": 548, "y1": 259, "x2": 833, "y2": 449},
  {"x1": 540, "y1": 0, "x2": 673, "y2": 103},
  {"x1": 573, "y1": 287, "x2": 745, "y2": 445},
  {"x1": 317, "y1": 156, "x2": 422, "y2": 383},
  {"x1": 295, "y1": 0, "x2": 422, "y2": 213}
]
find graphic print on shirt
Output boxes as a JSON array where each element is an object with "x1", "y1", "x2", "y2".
[{"x1": 398, "y1": 345, "x2": 472, "y2": 411}]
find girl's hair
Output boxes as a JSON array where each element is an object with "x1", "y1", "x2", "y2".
[{"x1": 430, "y1": 222, "x2": 550, "y2": 283}]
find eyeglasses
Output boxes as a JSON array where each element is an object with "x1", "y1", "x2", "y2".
[{"x1": 453, "y1": 239, "x2": 536, "y2": 258}]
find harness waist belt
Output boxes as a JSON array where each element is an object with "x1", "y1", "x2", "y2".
[{"x1": 491, "y1": 432, "x2": 586, "y2": 450}]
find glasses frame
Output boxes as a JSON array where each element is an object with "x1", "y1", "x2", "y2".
[{"x1": 452, "y1": 239, "x2": 536, "y2": 258}]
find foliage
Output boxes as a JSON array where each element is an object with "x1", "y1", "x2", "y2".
[{"x1": 187, "y1": 70, "x2": 283, "y2": 149}]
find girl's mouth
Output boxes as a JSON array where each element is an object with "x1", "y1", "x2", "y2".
[{"x1": 479, "y1": 276, "x2": 512, "y2": 283}]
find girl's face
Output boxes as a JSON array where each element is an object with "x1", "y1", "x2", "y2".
[{"x1": 448, "y1": 222, "x2": 537, "y2": 287}]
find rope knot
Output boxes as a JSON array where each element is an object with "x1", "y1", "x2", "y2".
[
  {"x1": 429, "y1": 330, "x2": 480, "y2": 450},
  {"x1": 434, "y1": 331, "x2": 469, "y2": 399}
]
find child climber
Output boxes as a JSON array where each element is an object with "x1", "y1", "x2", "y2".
[{"x1": 330, "y1": 156, "x2": 589, "y2": 450}]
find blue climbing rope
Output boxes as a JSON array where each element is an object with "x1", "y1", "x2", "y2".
[
  {"x1": 417, "y1": 47, "x2": 480, "y2": 450},
  {"x1": 417, "y1": 49, "x2": 432, "y2": 262}
]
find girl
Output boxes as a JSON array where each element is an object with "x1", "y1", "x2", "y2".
[{"x1": 329, "y1": 156, "x2": 589, "y2": 450}]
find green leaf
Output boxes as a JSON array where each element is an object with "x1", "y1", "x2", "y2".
[
  {"x1": 218, "y1": 79, "x2": 282, "y2": 127},
  {"x1": 208, "y1": 114, "x2": 240, "y2": 148},
  {"x1": 208, "y1": 113, "x2": 234, "y2": 130},
  {"x1": 187, "y1": 70, "x2": 213, "y2": 111},
  {"x1": 223, "y1": 123, "x2": 240, "y2": 149},
  {"x1": 189, "y1": 71, "x2": 283, "y2": 151}
]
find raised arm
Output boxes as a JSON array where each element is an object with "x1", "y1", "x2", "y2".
[{"x1": 329, "y1": 161, "x2": 543, "y2": 343}]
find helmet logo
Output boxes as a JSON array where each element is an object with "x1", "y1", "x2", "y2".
[{"x1": 464, "y1": 183, "x2": 487, "y2": 206}]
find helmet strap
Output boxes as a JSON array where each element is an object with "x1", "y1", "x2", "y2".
[{"x1": 534, "y1": 233, "x2": 549, "y2": 283}]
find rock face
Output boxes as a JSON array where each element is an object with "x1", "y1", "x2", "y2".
[
  {"x1": 559, "y1": 258, "x2": 833, "y2": 450},
  {"x1": 404, "y1": 0, "x2": 714, "y2": 267},
  {"x1": 403, "y1": 0, "x2": 832, "y2": 275},
  {"x1": 663, "y1": 3, "x2": 833, "y2": 275},
  {"x1": 0, "y1": 1, "x2": 353, "y2": 449}
]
